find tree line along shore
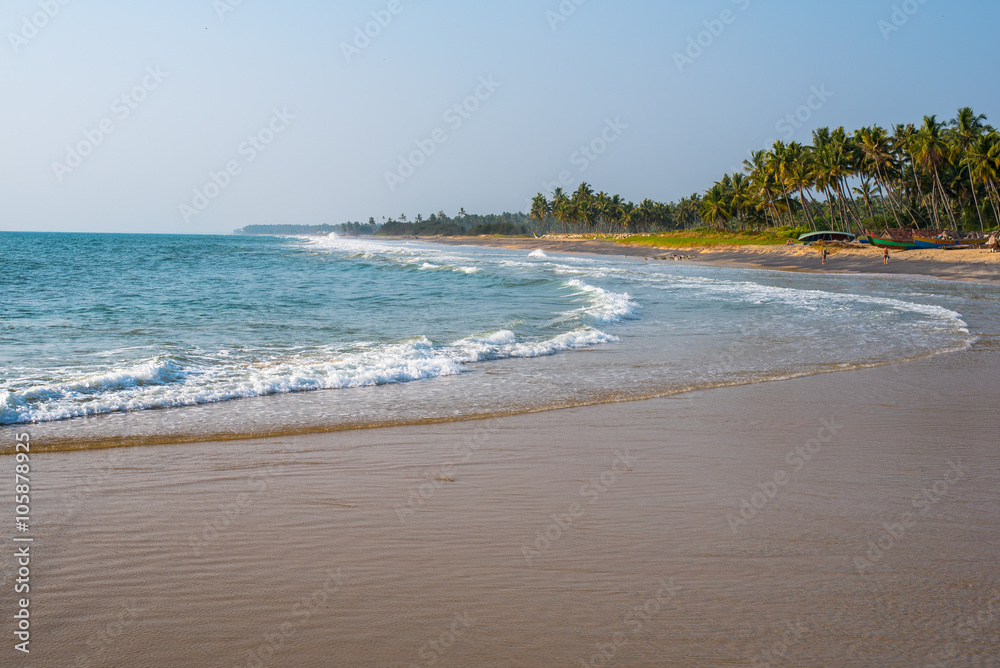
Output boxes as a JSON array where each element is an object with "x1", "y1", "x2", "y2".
[{"x1": 237, "y1": 107, "x2": 1000, "y2": 243}]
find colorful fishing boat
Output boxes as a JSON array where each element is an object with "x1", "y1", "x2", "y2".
[
  {"x1": 867, "y1": 235, "x2": 918, "y2": 250},
  {"x1": 912, "y1": 235, "x2": 989, "y2": 249}
]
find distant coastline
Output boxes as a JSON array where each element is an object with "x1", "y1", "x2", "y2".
[{"x1": 429, "y1": 234, "x2": 1000, "y2": 283}]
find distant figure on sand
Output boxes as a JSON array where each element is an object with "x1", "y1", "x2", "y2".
[
  {"x1": 821, "y1": 249, "x2": 828, "y2": 265},
  {"x1": 883, "y1": 248, "x2": 889, "y2": 265}
]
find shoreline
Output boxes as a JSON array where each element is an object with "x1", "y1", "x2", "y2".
[
  {"x1": 2, "y1": 238, "x2": 990, "y2": 454},
  {"x1": 9, "y1": 332, "x2": 998, "y2": 666},
  {"x1": 428, "y1": 236, "x2": 1000, "y2": 282},
  {"x1": 0, "y1": 346, "x2": 960, "y2": 455}
]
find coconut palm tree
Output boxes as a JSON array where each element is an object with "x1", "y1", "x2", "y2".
[
  {"x1": 743, "y1": 149, "x2": 781, "y2": 227},
  {"x1": 530, "y1": 193, "x2": 551, "y2": 234},
  {"x1": 856, "y1": 125, "x2": 905, "y2": 227},
  {"x1": 950, "y1": 107, "x2": 993, "y2": 231},
  {"x1": 701, "y1": 184, "x2": 731, "y2": 229},
  {"x1": 965, "y1": 132, "x2": 1000, "y2": 224},
  {"x1": 784, "y1": 143, "x2": 818, "y2": 229},
  {"x1": 914, "y1": 115, "x2": 957, "y2": 229},
  {"x1": 729, "y1": 173, "x2": 752, "y2": 229},
  {"x1": 607, "y1": 194, "x2": 626, "y2": 232}
]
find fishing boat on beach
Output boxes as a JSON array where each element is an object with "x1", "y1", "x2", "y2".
[
  {"x1": 912, "y1": 235, "x2": 989, "y2": 249},
  {"x1": 867, "y1": 235, "x2": 919, "y2": 250}
]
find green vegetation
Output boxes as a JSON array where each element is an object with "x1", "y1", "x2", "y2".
[
  {"x1": 374, "y1": 211, "x2": 531, "y2": 237},
  {"x1": 378, "y1": 220, "x2": 464, "y2": 236},
  {"x1": 532, "y1": 107, "x2": 999, "y2": 237},
  {"x1": 244, "y1": 108, "x2": 1000, "y2": 241},
  {"x1": 619, "y1": 227, "x2": 808, "y2": 248},
  {"x1": 703, "y1": 108, "x2": 1000, "y2": 235},
  {"x1": 530, "y1": 185, "x2": 699, "y2": 235},
  {"x1": 466, "y1": 221, "x2": 529, "y2": 236}
]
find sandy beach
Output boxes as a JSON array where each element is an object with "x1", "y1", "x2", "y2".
[
  {"x1": 2, "y1": 309, "x2": 998, "y2": 666},
  {"x1": 431, "y1": 236, "x2": 1000, "y2": 283}
]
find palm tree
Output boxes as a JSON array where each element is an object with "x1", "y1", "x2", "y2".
[
  {"x1": 965, "y1": 133, "x2": 1000, "y2": 224},
  {"x1": 620, "y1": 201, "x2": 636, "y2": 232},
  {"x1": 701, "y1": 184, "x2": 731, "y2": 229},
  {"x1": 530, "y1": 193, "x2": 551, "y2": 235},
  {"x1": 856, "y1": 125, "x2": 905, "y2": 227},
  {"x1": 744, "y1": 149, "x2": 781, "y2": 228},
  {"x1": 602, "y1": 194, "x2": 625, "y2": 232},
  {"x1": 767, "y1": 142, "x2": 798, "y2": 227},
  {"x1": 811, "y1": 128, "x2": 845, "y2": 230},
  {"x1": 832, "y1": 128, "x2": 865, "y2": 231},
  {"x1": 574, "y1": 182, "x2": 594, "y2": 203},
  {"x1": 914, "y1": 115, "x2": 957, "y2": 230},
  {"x1": 892, "y1": 123, "x2": 933, "y2": 228},
  {"x1": 784, "y1": 143, "x2": 818, "y2": 229},
  {"x1": 729, "y1": 173, "x2": 751, "y2": 229},
  {"x1": 950, "y1": 107, "x2": 993, "y2": 231}
]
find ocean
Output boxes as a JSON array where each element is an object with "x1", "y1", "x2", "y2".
[{"x1": 0, "y1": 232, "x2": 981, "y2": 449}]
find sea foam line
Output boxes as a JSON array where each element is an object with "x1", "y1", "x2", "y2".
[{"x1": 0, "y1": 327, "x2": 620, "y2": 425}]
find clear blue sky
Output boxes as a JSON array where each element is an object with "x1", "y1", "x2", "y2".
[{"x1": 2, "y1": 0, "x2": 997, "y2": 234}]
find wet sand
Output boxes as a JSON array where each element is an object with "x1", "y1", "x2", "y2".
[
  {"x1": 2, "y1": 336, "x2": 998, "y2": 666},
  {"x1": 431, "y1": 236, "x2": 1000, "y2": 282}
]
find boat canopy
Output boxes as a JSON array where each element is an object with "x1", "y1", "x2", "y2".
[{"x1": 798, "y1": 230, "x2": 857, "y2": 242}]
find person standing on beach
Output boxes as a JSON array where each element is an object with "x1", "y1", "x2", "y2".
[
  {"x1": 821, "y1": 248, "x2": 828, "y2": 265},
  {"x1": 883, "y1": 248, "x2": 889, "y2": 265}
]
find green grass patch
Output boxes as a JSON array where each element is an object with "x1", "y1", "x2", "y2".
[{"x1": 615, "y1": 227, "x2": 807, "y2": 248}]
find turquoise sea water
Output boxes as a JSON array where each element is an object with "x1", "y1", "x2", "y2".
[{"x1": 0, "y1": 232, "x2": 985, "y2": 443}]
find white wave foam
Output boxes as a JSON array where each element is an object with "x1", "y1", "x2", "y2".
[
  {"x1": 664, "y1": 275, "x2": 969, "y2": 333},
  {"x1": 528, "y1": 249, "x2": 548, "y2": 258},
  {"x1": 451, "y1": 328, "x2": 619, "y2": 362},
  {"x1": 1, "y1": 326, "x2": 622, "y2": 425},
  {"x1": 564, "y1": 279, "x2": 640, "y2": 323}
]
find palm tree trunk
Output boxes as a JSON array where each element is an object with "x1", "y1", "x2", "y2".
[
  {"x1": 908, "y1": 154, "x2": 936, "y2": 229},
  {"x1": 932, "y1": 166, "x2": 957, "y2": 231},
  {"x1": 797, "y1": 187, "x2": 816, "y2": 230},
  {"x1": 873, "y1": 165, "x2": 904, "y2": 228},
  {"x1": 966, "y1": 165, "x2": 985, "y2": 233},
  {"x1": 835, "y1": 180, "x2": 862, "y2": 231},
  {"x1": 822, "y1": 185, "x2": 840, "y2": 231},
  {"x1": 987, "y1": 180, "x2": 1000, "y2": 225},
  {"x1": 839, "y1": 176, "x2": 863, "y2": 225}
]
